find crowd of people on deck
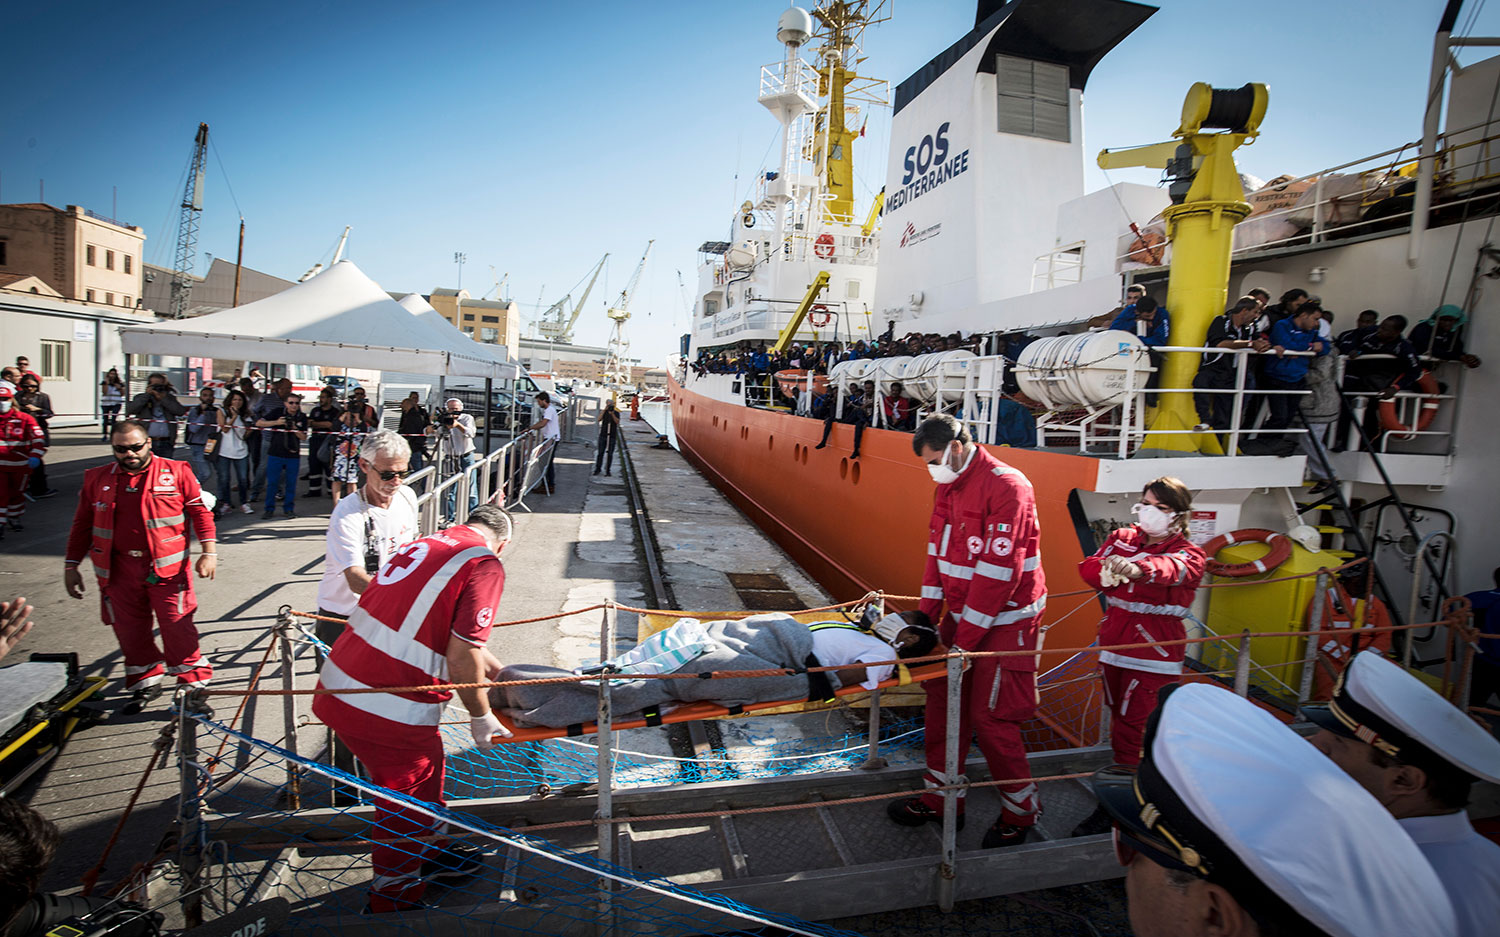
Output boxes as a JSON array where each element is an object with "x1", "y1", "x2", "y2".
[{"x1": 686, "y1": 283, "x2": 1481, "y2": 476}]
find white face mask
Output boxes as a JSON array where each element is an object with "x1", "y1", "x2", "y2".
[
  {"x1": 0, "y1": 400, "x2": 11, "y2": 413},
  {"x1": 1132, "y1": 502, "x2": 1176, "y2": 537},
  {"x1": 927, "y1": 441, "x2": 962, "y2": 484}
]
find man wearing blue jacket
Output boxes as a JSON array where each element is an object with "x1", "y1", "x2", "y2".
[
  {"x1": 1109, "y1": 296, "x2": 1169, "y2": 404},
  {"x1": 1261, "y1": 306, "x2": 1329, "y2": 434}
]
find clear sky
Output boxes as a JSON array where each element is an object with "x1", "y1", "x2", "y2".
[{"x1": 6, "y1": 0, "x2": 1496, "y2": 363}]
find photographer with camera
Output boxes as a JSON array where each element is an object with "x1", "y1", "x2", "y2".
[
  {"x1": 438, "y1": 398, "x2": 477, "y2": 523},
  {"x1": 124, "y1": 372, "x2": 185, "y2": 457}
]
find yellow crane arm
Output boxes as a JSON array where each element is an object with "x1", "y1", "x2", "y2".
[
  {"x1": 771, "y1": 271, "x2": 831, "y2": 354},
  {"x1": 1096, "y1": 140, "x2": 1180, "y2": 171},
  {"x1": 861, "y1": 188, "x2": 885, "y2": 238}
]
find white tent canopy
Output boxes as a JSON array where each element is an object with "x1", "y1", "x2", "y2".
[
  {"x1": 395, "y1": 292, "x2": 510, "y2": 372},
  {"x1": 119, "y1": 261, "x2": 516, "y2": 380}
]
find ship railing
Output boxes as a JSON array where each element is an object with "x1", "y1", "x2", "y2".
[
  {"x1": 1032, "y1": 240, "x2": 1086, "y2": 291},
  {"x1": 1334, "y1": 354, "x2": 1461, "y2": 454},
  {"x1": 1115, "y1": 119, "x2": 1500, "y2": 270},
  {"x1": 758, "y1": 57, "x2": 817, "y2": 102}
]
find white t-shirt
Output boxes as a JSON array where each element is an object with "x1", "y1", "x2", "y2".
[
  {"x1": 218, "y1": 419, "x2": 250, "y2": 459},
  {"x1": 810, "y1": 628, "x2": 898, "y2": 690},
  {"x1": 443, "y1": 411, "x2": 476, "y2": 456},
  {"x1": 315, "y1": 486, "x2": 420, "y2": 615},
  {"x1": 539, "y1": 404, "x2": 561, "y2": 441}
]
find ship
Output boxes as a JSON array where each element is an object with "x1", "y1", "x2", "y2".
[{"x1": 670, "y1": 0, "x2": 1500, "y2": 733}]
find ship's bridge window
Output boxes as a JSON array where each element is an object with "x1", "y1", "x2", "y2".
[{"x1": 995, "y1": 55, "x2": 1070, "y2": 143}]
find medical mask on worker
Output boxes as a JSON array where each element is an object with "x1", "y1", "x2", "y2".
[
  {"x1": 927, "y1": 442, "x2": 969, "y2": 485},
  {"x1": 1132, "y1": 502, "x2": 1176, "y2": 537}
]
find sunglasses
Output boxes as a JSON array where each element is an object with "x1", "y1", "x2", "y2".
[
  {"x1": 375, "y1": 469, "x2": 412, "y2": 481},
  {"x1": 113, "y1": 442, "x2": 149, "y2": 454}
]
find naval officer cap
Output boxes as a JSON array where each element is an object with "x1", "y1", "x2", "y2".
[
  {"x1": 1091, "y1": 682, "x2": 1455, "y2": 937},
  {"x1": 1303, "y1": 647, "x2": 1500, "y2": 783}
]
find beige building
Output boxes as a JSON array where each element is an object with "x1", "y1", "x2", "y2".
[
  {"x1": 426, "y1": 288, "x2": 521, "y2": 364},
  {"x1": 554, "y1": 358, "x2": 605, "y2": 382},
  {"x1": 0, "y1": 203, "x2": 146, "y2": 310}
]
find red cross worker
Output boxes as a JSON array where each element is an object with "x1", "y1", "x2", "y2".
[
  {"x1": 312, "y1": 505, "x2": 514, "y2": 913},
  {"x1": 888, "y1": 415, "x2": 1047, "y2": 850}
]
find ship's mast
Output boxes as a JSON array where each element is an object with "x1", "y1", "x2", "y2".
[{"x1": 811, "y1": 1, "x2": 888, "y2": 225}]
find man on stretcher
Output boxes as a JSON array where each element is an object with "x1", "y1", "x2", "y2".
[{"x1": 492, "y1": 610, "x2": 938, "y2": 728}]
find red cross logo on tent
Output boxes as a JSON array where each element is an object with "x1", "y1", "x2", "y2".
[{"x1": 376, "y1": 541, "x2": 429, "y2": 586}]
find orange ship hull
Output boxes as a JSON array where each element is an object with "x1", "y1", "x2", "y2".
[{"x1": 668, "y1": 377, "x2": 1116, "y2": 746}]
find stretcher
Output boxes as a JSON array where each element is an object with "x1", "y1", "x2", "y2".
[
  {"x1": 493, "y1": 609, "x2": 946, "y2": 742},
  {"x1": 0, "y1": 652, "x2": 108, "y2": 794}
]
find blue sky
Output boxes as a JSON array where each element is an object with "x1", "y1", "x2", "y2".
[{"x1": 5, "y1": 0, "x2": 1495, "y2": 362}]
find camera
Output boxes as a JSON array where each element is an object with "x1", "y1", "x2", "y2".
[{"x1": 439, "y1": 412, "x2": 457, "y2": 426}]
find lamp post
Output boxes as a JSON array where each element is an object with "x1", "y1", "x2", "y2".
[{"x1": 454, "y1": 251, "x2": 467, "y2": 291}]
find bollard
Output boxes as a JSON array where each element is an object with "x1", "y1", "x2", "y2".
[
  {"x1": 1232, "y1": 630, "x2": 1252, "y2": 697},
  {"x1": 936, "y1": 649, "x2": 964, "y2": 913},
  {"x1": 1298, "y1": 571, "x2": 1330, "y2": 704}
]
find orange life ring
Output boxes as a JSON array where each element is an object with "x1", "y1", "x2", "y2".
[
  {"x1": 808, "y1": 304, "x2": 832, "y2": 327},
  {"x1": 1203, "y1": 528, "x2": 1293, "y2": 577},
  {"x1": 1128, "y1": 230, "x2": 1166, "y2": 265},
  {"x1": 814, "y1": 233, "x2": 836, "y2": 260},
  {"x1": 1377, "y1": 370, "x2": 1440, "y2": 440}
]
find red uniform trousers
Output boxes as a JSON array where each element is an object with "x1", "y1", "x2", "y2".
[
  {"x1": 1101, "y1": 663, "x2": 1177, "y2": 766},
  {"x1": 920, "y1": 652, "x2": 1040, "y2": 827},
  {"x1": 0, "y1": 467, "x2": 28, "y2": 522},
  {"x1": 339, "y1": 729, "x2": 448, "y2": 912},
  {"x1": 101, "y1": 553, "x2": 212, "y2": 688}
]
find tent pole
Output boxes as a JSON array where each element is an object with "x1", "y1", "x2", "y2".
[{"x1": 483, "y1": 378, "x2": 494, "y2": 457}]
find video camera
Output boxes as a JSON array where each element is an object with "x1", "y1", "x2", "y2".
[{"x1": 9, "y1": 893, "x2": 161, "y2": 937}]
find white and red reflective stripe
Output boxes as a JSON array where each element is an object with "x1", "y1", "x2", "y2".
[
  {"x1": 924, "y1": 769, "x2": 966, "y2": 800},
  {"x1": 1000, "y1": 782, "x2": 1039, "y2": 814},
  {"x1": 346, "y1": 607, "x2": 449, "y2": 677},
  {"x1": 974, "y1": 560, "x2": 1013, "y2": 582},
  {"x1": 319, "y1": 659, "x2": 445, "y2": 726},
  {"x1": 960, "y1": 595, "x2": 1047, "y2": 631},
  {"x1": 1106, "y1": 596, "x2": 1192, "y2": 618},
  {"x1": 938, "y1": 524, "x2": 952, "y2": 557},
  {"x1": 1022, "y1": 555, "x2": 1040, "y2": 572},
  {"x1": 936, "y1": 559, "x2": 974, "y2": 580},
  {"x1": 1099, "y1": 650, "x2": 1183, "y2": 674},
  {"x1": 921, "y1": 585, "x2": 945, "y2": 600}
]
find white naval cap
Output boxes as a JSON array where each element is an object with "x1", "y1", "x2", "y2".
[
  {"x1": 1304, "y1": 647, "x2": 1500, "y2": 784},
  {"x1": 1092, "y1": 682, "x2": 1455, "y2": 937}
]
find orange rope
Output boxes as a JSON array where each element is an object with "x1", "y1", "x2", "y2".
[{"x1": 202, "y1": 616, "x2": 1457, "y2": 698}]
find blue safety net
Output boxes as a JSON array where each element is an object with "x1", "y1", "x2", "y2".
[{"x1": 190, "y1": 716, "x2": 867, "y2": 936}]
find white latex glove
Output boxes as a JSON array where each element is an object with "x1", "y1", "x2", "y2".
[{"x1": 470, "y1": 711, "x2": 509, "y2": 750}]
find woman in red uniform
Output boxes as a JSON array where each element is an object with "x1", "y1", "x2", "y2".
[
  {"x1": 1082, "y1": 477, "x2": 1206, "y2": 760},
  {"x1": 1073, "y1": 477, "x2": 1206, "y2": 837}
]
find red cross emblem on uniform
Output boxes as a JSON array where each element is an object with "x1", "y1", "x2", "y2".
[{"x1": 377, "y1": 541, "x2": 429, "y2": 585}]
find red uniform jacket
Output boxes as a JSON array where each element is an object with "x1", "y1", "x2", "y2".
[
  {"x1": 0, "y1": 409, "x2": 46, "y2": 469},
  {"x1": 66, "y1": 458, "x2": 217, "y2": 585},
  {"x1": 1078, "y1": 527, "x2": 1206, "y2": 674},
  {"x1": 919, "y1": 446, "x2": 1047, "y2": 667},
  {"x1": 313, "y1": 525, "x2": 505, "y2": 748}
]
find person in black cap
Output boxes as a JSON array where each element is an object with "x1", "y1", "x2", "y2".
[
  {"x1": 1304, "y1": 649, "x2": 1500, "y2": 937},
  {"x1": 1091, "y1": 681, "x2": 1454, "y2": 937}
]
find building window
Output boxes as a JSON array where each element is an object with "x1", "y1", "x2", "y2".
[
  {"x1": 480, "y1": 327, "x2": 499, "y2": 342},
  {"x1": 846, "y1": 280, "x2": 861, "y2": 298},
  {"x1": 105, "y1": 250, "x2": 115, "y2": 270},
  {"x1": 463, "y1": 313, "x2": 475, "y2": 322},
  {"x1": 85, "y1": 289, "x2": 95, "y2": 301},
  {"x1": 481, "y1": 315, "x2": 499, "y2": 323},
  {"x1": 106, "y1": 292, "x2": 114, "y2": 305},
  {"x1": 122, "y1": 295, "x2": 131, "y2": 307},
  {"x1": 0, "y1": 241, "x2": 7, "y2": 265},
  {"x1": 995, "y1": 55, "x2": 1070, "y2": 143},
  {"x1": 40, "y1": 340, "x2": 70, "y2": 380},
  {"x1": 86, "y1": 245, "x2": 96, "y2": 266},
  {"x1": 123, "y1": 254, "x2": 132, "y2": 274}
]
